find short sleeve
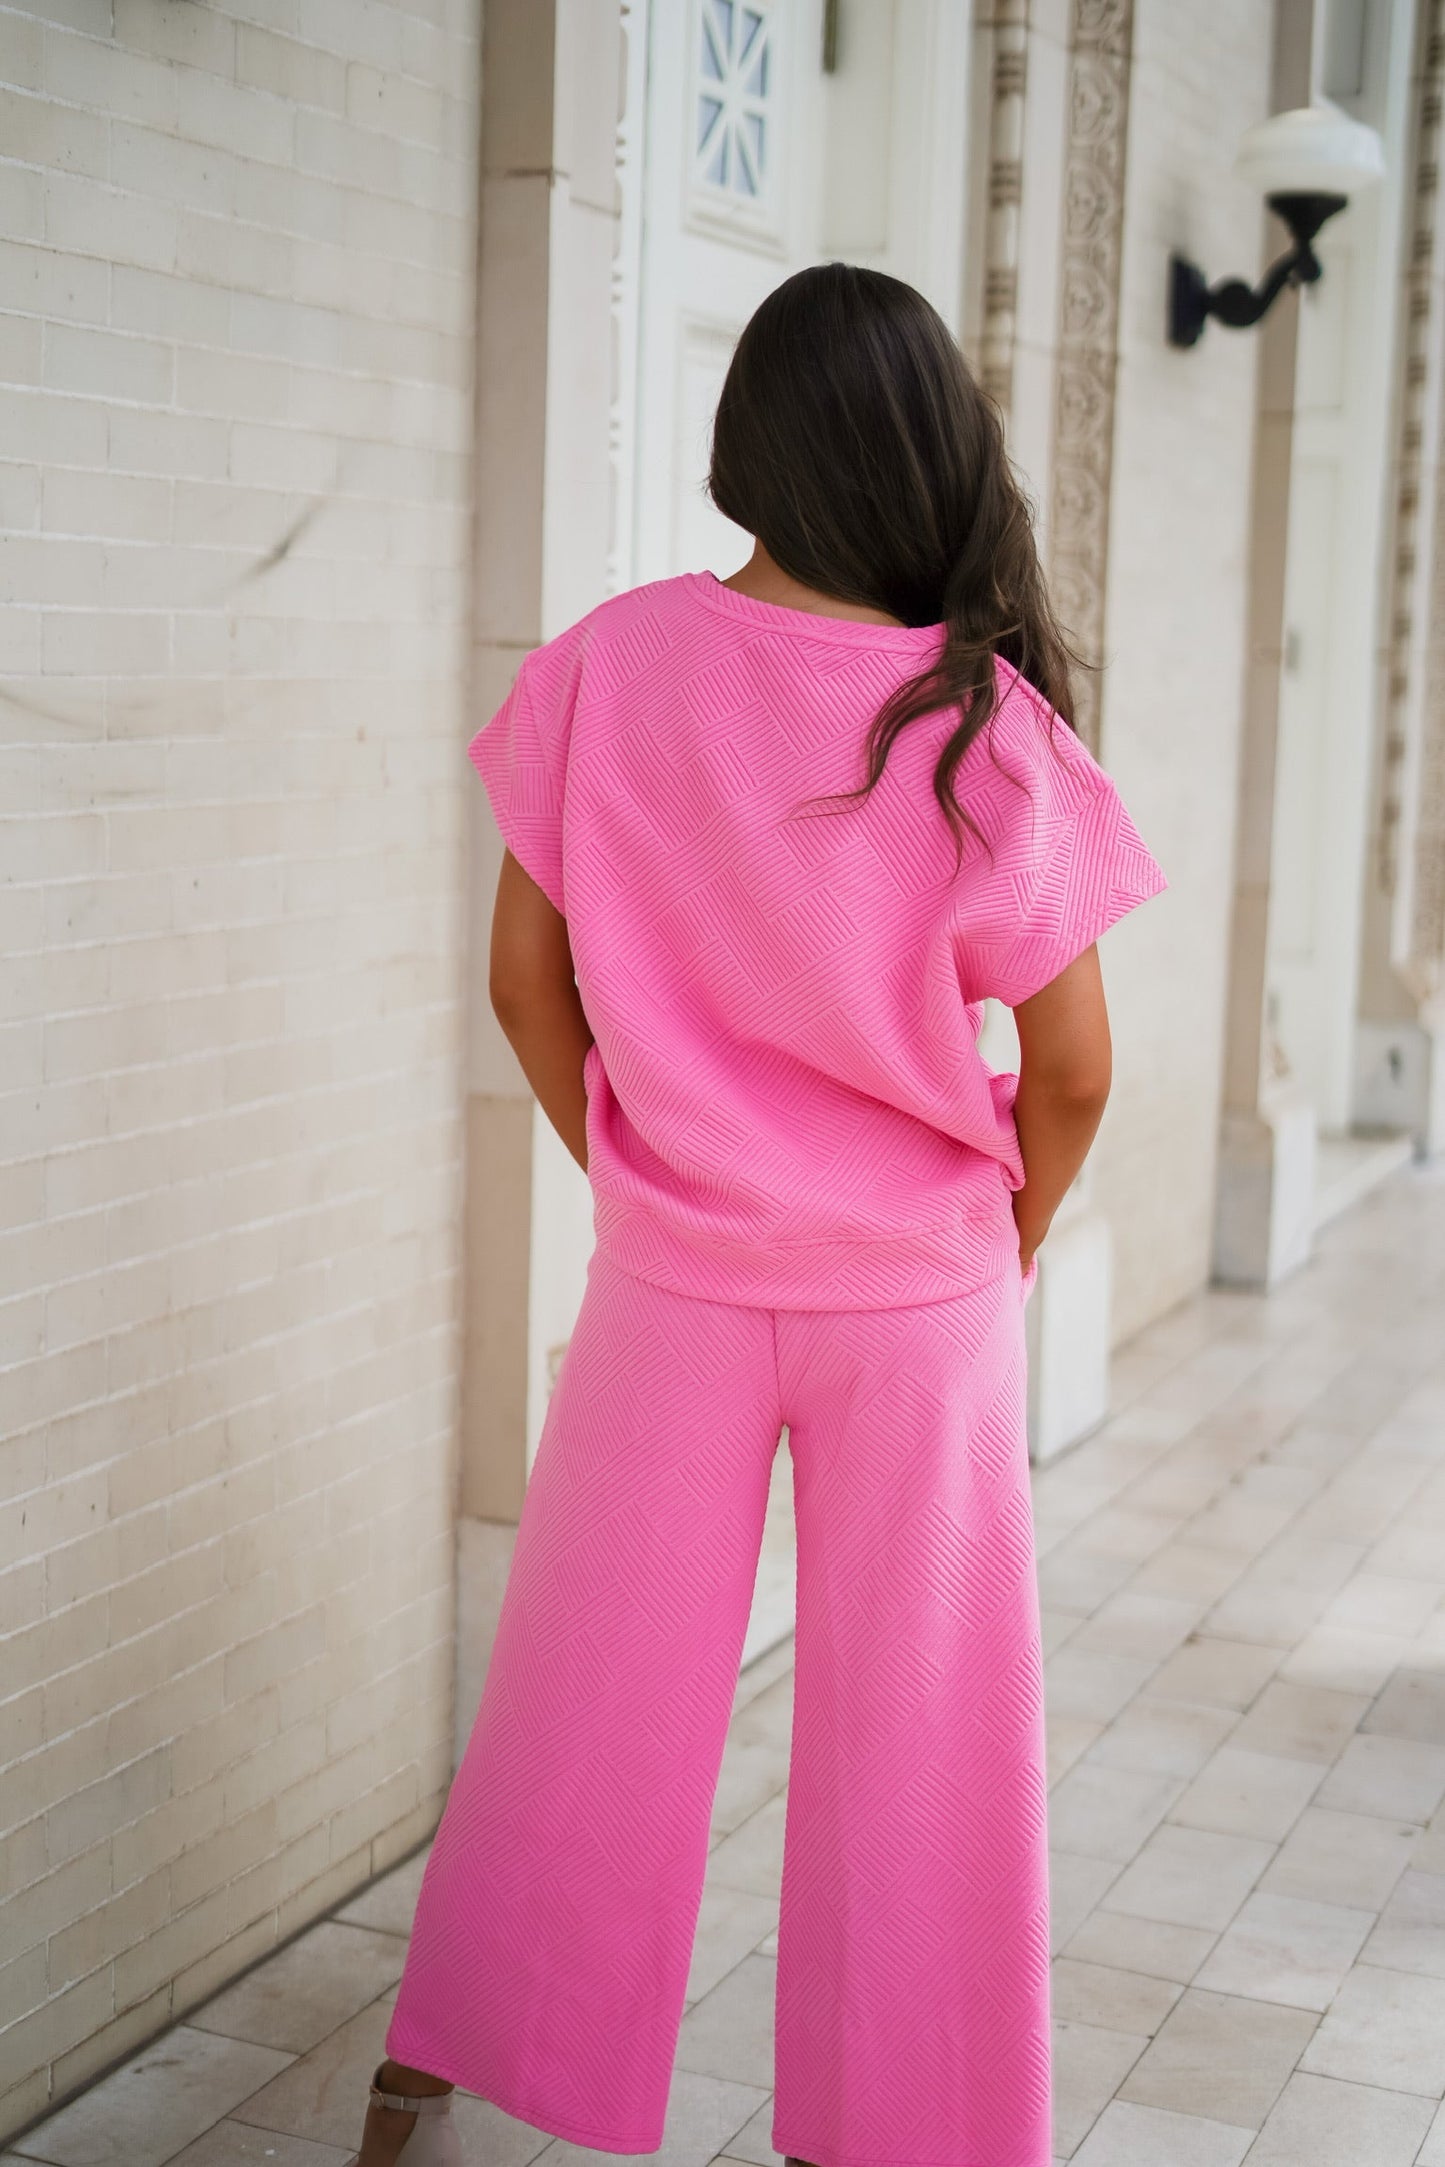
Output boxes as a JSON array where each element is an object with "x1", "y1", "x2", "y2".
[
  {"x1": 467, "y1": 643, "x2": 577, "y2": 918},
  {"x1": 951, "y1": 679, "x2": 1168, "y2": 1007}
]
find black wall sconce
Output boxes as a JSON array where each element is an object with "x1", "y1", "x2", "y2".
[{"x1": 1168, "y1": 102, "x2": 1383, "y2": 349}]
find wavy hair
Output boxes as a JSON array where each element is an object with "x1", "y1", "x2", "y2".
[{"x1": 707, "y1": 263, "x2": 1092, "y2": 875}]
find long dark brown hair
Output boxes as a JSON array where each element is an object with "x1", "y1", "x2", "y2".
[{"x1": 707, "y1": 262, "x2": 1091, "y2": 875}]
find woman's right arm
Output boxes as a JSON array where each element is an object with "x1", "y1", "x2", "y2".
[
  {"x1": 1009, "y1": 943, "x2": 1114, "y2": 1272},
  {"x1": 489, "y1": 849, "x2": 594, "y2": 1176}
]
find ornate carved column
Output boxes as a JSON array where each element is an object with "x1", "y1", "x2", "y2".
[
  {"x1": 1048, "y1": 0, "x2": 1134, "y2": 754},
  {"x1": 970, "y1": 0, "x2": 1135, "y2": 1457},
  {"x1": 1355, "y1": 0, "x2": 1445, "y2": 1155},
  {"x1": 1392, "y1": 0, "x2": 1445, "y2": 1131},
  {"x1": 978, "y1": 0, "x2": 1029, "y2": 419}
]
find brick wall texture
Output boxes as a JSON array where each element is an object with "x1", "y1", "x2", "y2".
[{"x1": 0, "y1": 0, "x2": 479, "y2": 2132}]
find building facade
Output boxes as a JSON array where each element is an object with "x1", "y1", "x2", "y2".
[{"x1": 2, "y1": 0, "x2": 1442, "y2": 2138}]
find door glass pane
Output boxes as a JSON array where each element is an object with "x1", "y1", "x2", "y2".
[{"x1": 693, "y1": 0, "x2": 774, "y2": 205}]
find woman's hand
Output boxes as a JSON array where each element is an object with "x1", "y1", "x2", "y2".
[
  {"x1": 488, "y1": 849, "x2": 594, "y2": 1174},
  {"x1": 1010, "y1": 944, "x2": 1114, "y2": 1266}
]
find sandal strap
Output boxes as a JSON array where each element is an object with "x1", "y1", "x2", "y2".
[{"x1": 368, "y1": 2062, "x2": 454, "y2": 2116}]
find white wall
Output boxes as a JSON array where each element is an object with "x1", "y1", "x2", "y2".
[{"x1": 0, "y1": 0, "x2": 478, "y2": 2132}]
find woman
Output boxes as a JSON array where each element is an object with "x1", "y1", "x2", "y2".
[{"x1": 348, "y1": 262, "x2": 1166, "y2": 2167}]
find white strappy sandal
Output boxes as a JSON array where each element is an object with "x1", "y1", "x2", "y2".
[{"x1": 345, "y1": 2060, "x2": 462, "y2": 2166}]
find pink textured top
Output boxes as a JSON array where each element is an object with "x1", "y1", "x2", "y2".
[{"x1": 469, "y1": 570, "x2": 1167, "y2": 1309}]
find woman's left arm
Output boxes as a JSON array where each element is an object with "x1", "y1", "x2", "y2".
[{"x1": 488, "y1": 848, "x2": 593, "y2": 1174}]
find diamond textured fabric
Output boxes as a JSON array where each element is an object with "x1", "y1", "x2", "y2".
[
  {"x1": 385, "y1": 1244, "x2": 1049, "y2": 2166},
  {"x1": 467, "y1": 571, "x2": 1167, "y2": 1311}
]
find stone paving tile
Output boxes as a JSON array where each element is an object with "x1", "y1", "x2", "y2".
[
  {"x1": 1047, "y1": 1711, "x2": 1107, "y2": 1789},
  {"x1": 1127, "y1": 1541, "x2": 1251, "y2": 1606},
  {"x1": 1068, "y1": 2098, "x2": 1253, "y2": 2166},
  {"x1": 1116, "y1": 1455, "x2": 1228, "y2": 1518},
  {"x1": 1062, "y1": 1910, "x2": 1219, "y2": 1987},
  {"x1": 1042, "y1": 1609, "x2": 1083, "y2": 1656},
  {"x1": 1277, "y1": 1623, "x2": 1411, "y2": 1696},
  {"x1": 1049, "y1": 1853, "x2": 1125, "y2": 1953},
  {"x1": 1068, "y1": 1591, "x2": 1204, "y2": 1663},
  {"x1": 674, "y1": 1955, "x2": 776, "y2": 2092},
  {"x1": 166, "y1": 2129, "x2": 351, "y2": 2165},
  {"x1": 1139, "y1": 1634, "x2": 1288, "y2": 1712},
  {"x1": 1075, "y1": 1505, "x2": 1184, "y2": 1569},
  {"x1": 1049, "y1": 2021, "x2": 1150, "y2": 2158},
  {"x1": 1360, "y1": 1664, "x2": 1445, "y2": 1744},
  {"x1": 708, "y1": 1687, "x2": 792, "y2": 1842},
  {"x1": 1241, "y1": 2070, "x2": 1434, "y2": 2167},
  {"x1": 1264, "y1": 1423, "x2": 1366, "y2": 1476},
  {"x1": 1298, "y1": 1961, "x2": 1445, "y2": 2095},
  {"x1": 1082, "y1": 1696, "x2": 1235, "y2": 1781},
  {"x1": 1167, "y1": 1745, "x2": 1324, "y2": 1843},
  {"x1": 1182, "y1": 1492, "x2": 1300, "y2": 1565},
  {"x1": 188, "y1": 1920, "x2": 408, "y2": 2055},
  {"x1": 1047, "y1": 1760, "x2": 1185, "y2": 1863},
  {"x1": 9, "y1": 2030, "x2": 294, "y2": 2167},
  {"x1": 1197, "y1": 1570, "x2": 1346, "y2": 1652},
  {"x1": 1357, "y1": 1867, "x2": 1445, "y2": 1979},
  {"x1": 1420, "y1": 2098, "x2": 1445, "y2": 2165},
  {"x1": 1043, "y1": 1648, "x2": 1158, "y2": 1725},
  {"x1": 1300, "y1": 1465, "x2": 1435, "y2": 1547},
  {"x1": 1321, "y1": 1572, "x2": 1442, "y2": 1637},
  {"x1": 1038, "y1": 1542, "x2": 1143, "y2": 1617},
  {"x1": 1258, "y1": 1806, "x2": 1418, "y2": 1911},
  {"x1": 1097, "y1": 1823, "x2": 1274, "y2": 1932},
  {"x1": 1421, "y1": 1804, "x2": 1445, "y2": 1876},
  {"x1": 1048, "y1": 1958, "x2": 1182, "y2": 2036},
  {"x1": 1363, "y1": 1517, "x2": 1445, "y2": 1579},
  {"x1": 1314, "y1": 1732, "x2": 1445, "y2": 1822},
  {"x1": 1116, "y1": 1985, "x2": 1316, "y2": 2129},
  {"x1": 1191, "y1": 1891, "x2": 1375, "y2": 2012},
  {"x1": 709, "y1": 2091, "x2": 784, "y2": 2167},
  {"x1": 234, "y1": 2025, "x2": 549, "y2": 2166},
  {"x1": 1228, "y1": 1678, "x2": 1372, "y2": 1763},
  {"x1": 332, "y1": 1847, "x2": 430, "y2": 1939},
  {"x1": 700, "y1": 1793, "x2": 786, "y2": 1899},
  {"x1": 228, "y1": 2001, "x2": 393, "y2": 2153},
  {"x1": 728, "y1": 1636, "x2": 796, "y2": 1717},
  {"x1": 684, "y1": 1886, "x2": 778, "y2": 2010},
  {"x1": 543, "y1": 2069, "x2": 770, "y2": 2166}
]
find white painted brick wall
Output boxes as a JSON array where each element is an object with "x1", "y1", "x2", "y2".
[{"x1": 0, "y1": 0, "x2": 478, "y2": 2134}]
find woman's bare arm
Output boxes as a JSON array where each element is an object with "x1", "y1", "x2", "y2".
[
  {"x1": 488, "y1": 849, "x2": 593, "y2": 1174},
  {"x1": 1009, "y1": 944, "x2": 1114, "y2": 1271}
]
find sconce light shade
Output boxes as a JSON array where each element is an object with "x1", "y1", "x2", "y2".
[
  {"x1": 1169, "y1": 100, "x2": 1383, "y2": 348},
  {"x1": 1233, "y1": 101, "x2": 1384, "y2": 202}
]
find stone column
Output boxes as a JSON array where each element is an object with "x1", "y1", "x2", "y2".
[
  {"x1": 968, "y1": 0, "x2": 1136, "y2": 1460},
  {"x1": 1211, "y1": 0, "x2": 1319, "y2": 1288},
  {"x1": 456, "y1": 0, "x2": 624, "y2": 1761},
  {"x1": 1357, "y1": 0, "x2": 1445, "y2": 1159}
]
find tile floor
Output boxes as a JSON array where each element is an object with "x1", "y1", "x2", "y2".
[{"x1": 6, "y1": 1159, "x2": 1444, "y2": 2167}]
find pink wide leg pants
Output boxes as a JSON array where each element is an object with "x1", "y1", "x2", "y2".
[{"x1": 385, "y1": 1246, "x2": 1050, "y2": 2167}]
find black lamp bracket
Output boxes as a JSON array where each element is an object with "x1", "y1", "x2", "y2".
[{"x1": 1168, "y1": 190, "x2": 1349, "y2": 348}]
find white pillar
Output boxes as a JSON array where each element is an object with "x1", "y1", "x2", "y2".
[{"x1": 456, "y1": 0, "x2": 625, "y2": 1763}]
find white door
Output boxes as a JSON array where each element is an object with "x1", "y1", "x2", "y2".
[
  {"x1": 631, "y1": 0, "x2": 828, "y2": 586},
  {"x1": 626, "y1": 0, "x2": 974, "y2": 589},
  {"x1": 619, "y1": 0, "x2": 975, "y2": 1668}
]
